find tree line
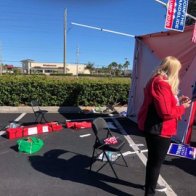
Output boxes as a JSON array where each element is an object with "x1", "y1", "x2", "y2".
[{"x1": 85, "y1": 60, "x2": 131, "y2": 76}]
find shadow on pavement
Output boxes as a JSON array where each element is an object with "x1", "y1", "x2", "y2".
[
  {"x1": 29, "y1": 149, "x2": 144, "y2": 196},
  {"x1": 164, "y1": 158, "x2": 196, "y2": 177}
]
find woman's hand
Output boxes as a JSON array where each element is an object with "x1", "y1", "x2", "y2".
[
  {"x1": 182, "y1": 99, "x2": 191, "y2": 108},
  {"x1": 179, "y1": 95, "x2": 190, "y2": 104}
]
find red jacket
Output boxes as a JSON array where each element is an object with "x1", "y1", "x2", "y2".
[{"x1": 138, "y1": 75, "x2": 185, "y2": 137}]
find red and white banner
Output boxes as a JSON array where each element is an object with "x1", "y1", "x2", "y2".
[
  {"x1": 165, "y1": 0, "x2": 189, "y2": 32},
  {"x1": 165, "y1": 0, "x2": 176, "y2": 29},
  {"x1": 6, "y1": 123, "x2": 61, "y2": 139}
]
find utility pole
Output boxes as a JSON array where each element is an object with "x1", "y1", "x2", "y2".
[
  {"x1": 63, "y1": 9, "x2": 67, "y2": 74},
  {"x1": 0, "y1": 42, "x2": 3, "y2": 75},
  {"x1": 76, "y1": 46, "x2": 79, "y2": 77}
]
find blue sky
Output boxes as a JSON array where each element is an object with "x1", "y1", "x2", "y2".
[{"x1": 0, "y1": 0, "x2": 168, "y2": 68}]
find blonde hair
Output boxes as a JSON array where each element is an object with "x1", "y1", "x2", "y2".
[{"x1": 154, "y1": 56, "x2": 182, "y2": 95}]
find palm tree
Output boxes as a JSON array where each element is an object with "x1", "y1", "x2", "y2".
[
  {"x1": 85, "y1": 62, "x2": 94, "y2": 74},
  {"x1": 108, "y1": 62, "x2": 118, "y2": 76},
  {"x1": 117, "y1": 64, "x2": 123, "y2": 76},
  {"x1": 123, "y1": 60, "x2": 130, "y2": 75}
]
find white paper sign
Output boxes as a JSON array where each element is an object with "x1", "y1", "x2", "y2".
[
  {"x1": 28, "y1": 127, "x2": 38, "y2": 135},
  {"x1": 42, "y1": 126, "x2": 49, "y2": 133}
]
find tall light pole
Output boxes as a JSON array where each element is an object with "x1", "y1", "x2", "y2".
[
  {"x1": 76, "y1": 46, "x2": 79, "y2": 77},
  {"x1": 0, "y1": 42, "x2": 3, "y2": 75},
  {"x1": 63, "y1": 9, "x2": 67, "y2": 74}
]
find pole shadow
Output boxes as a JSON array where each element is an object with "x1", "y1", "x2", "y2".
[
  {"x1": 164, "y1": 157, "x2": 196, "y2": 177},
  {"x1": 29, "y1": 149, "x2": 143, "y2": 196}
]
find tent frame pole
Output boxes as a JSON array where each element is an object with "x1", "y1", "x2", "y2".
[{"x1": 71, "y1": 22, "x2": 135, "y2": 38}]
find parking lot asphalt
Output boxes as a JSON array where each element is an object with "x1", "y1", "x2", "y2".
[{"x1": 0, "y1": 112, "x2": 195, "y2": 196}]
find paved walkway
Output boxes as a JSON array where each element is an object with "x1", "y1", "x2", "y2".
[
  {"x1": 0, "y1": 106, "x2": 128, "y2": 113},
  {"x1": 0, "y1": 113, "x2": 195, "y2": 196}
]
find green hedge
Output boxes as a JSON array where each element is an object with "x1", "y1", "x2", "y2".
[{"x1": 0, "y1": 75, "x2": 131, "y2": 106}]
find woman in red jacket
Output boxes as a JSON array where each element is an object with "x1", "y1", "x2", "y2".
[{"x1": 138, "y1": 56, "x2": 191, "y2": 196}]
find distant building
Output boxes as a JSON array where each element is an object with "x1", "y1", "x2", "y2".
[
  {"x1": 2, "y1": 64, "x2": 14, "y2": 74},
  {"x1": 124, "y1": 69, "x2": 132, "y2": 76},
  {"x1": 21, "y1": 59, "x2": 90, "y2": 75}
]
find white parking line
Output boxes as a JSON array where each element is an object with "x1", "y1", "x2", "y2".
[
  {"x1": 120, "y1": 150, "x2": 148, "y2": 157},
  {"x1": 80, "y1": 133, "x2": 91, "y2": 138},
  {"x1": 112, "y1": 118, "x2": 177, "y2": 196},
  {"x1": 14, "y1": 113, "x2": 27, "y2": 122},
  {"x1": 0, "y1": 113, "x2": 27, "y2": 136}
]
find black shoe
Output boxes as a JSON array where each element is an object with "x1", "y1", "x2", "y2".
[{"x1": 155, "y1": 184, "x2": 167, "y2": 192}]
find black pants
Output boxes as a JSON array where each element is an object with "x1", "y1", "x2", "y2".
[{"x1": 144, "y1": 133, "x2": 171, "y2": 196}]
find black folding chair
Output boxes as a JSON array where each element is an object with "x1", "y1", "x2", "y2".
[
  {"x1": 90, "y1": 117, "x2": 128, "y2": 178},
  {"x1": 31, "y1": 100, "x2": 48, "y2": 123}
]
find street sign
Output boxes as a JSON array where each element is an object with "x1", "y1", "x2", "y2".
[
  {"x1": 165, "y1": 0, "x2": 189, "y2": 32},
  {"x1": 167, "y1": 143, "x2": 196, "y2": 160}
]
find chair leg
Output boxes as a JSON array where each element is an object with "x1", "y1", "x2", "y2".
[
  {"x1": 119, "y1": 151, "x2": 128, "y2": 167},
  {"x1": 39, "y1": 115, "x2": 43, "y2": 123},
  {"x1": 90, "y1": 148, "x2": 96, "y2": 171},
  {"x1": 42, "y1": 114, "x2": 48, "y2": 123},
  {"x1": 39, "y1": 114, "x2": 47, "y2": 123},
  {"x1": 90, "y1": 149, "x2": 120, "y2": 179},
  {"x1": 35, "y1": 114, "x2": 40, "y2": 123},
  {"x1": 103, "y1": 151, "x2": 118, "y2": 179}
]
